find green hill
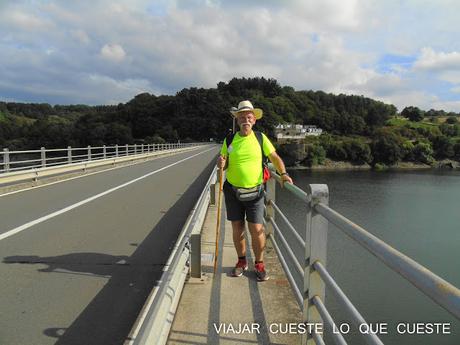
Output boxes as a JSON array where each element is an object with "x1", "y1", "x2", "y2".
[{"x1": 1, "y1": 77, "x2": 459, "y2": 166}]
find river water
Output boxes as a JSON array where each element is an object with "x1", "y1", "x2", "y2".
[{"x1": 276, "y1": 169, "x2": 460, "y2": 345}]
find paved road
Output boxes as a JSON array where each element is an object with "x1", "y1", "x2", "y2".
[{"x1": 0, "y1": 145, "x2": 219, "y2": 345}]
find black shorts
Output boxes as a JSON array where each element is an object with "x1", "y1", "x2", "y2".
[{"x1": 223, "y1": 180, "x2": 265, "y2": 224}]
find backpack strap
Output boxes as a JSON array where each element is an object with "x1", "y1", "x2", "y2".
[
  {"x1": 225, "y1": 132, "x2": 236, "y2": 152},
  {"x1": 254, "y1": 131, "x2": 268, "y2": 162},
  {"x1": 255, "y1": 131, "x2": 270, "y2": 186}
]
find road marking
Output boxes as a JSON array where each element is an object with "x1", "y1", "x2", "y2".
[
  {"x1": 0, "y1": 147, "x2": 216, "y2": 242},
  {"x1": 0, "y1": 146, "x2": 208, "y2": 198}
]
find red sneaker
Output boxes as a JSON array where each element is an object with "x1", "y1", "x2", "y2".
[
  {"x1": 232, "y1": 259, "x2": 248, "y2": 277},
  {"x1": 254, "y1": 262, "x2": 269, "y2": 281}
]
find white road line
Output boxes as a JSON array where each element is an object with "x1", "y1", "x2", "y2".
[
  {"x1": 0, "y1": 147, "x2": 216, "y2": 242},
  {"x1": 0, "y1": 146, "x2": 206, "y2": 198}
]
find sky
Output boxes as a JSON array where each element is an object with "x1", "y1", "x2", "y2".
[{"x1": 1, "y1": 0, "x2": 460, "y2": 112}]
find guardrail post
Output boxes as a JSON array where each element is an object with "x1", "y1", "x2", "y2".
[
  {"x1": 41, "y1": 147, "x2": 46, "y2": 167},
  {"x1": 134, "y1": 144, "x2": 137, "y2": 155},
  {"x1": 141, "y1": 144, "x2": 144, "y2": 154},
  {"x1": 3, "y1": 148, "x2": 10, "y2": 172},
  {"x1": 67, "y1": 146, "x2": 72, "y2": 163},
  {"x1": 115, "y1": 144, "x2": 119, "y2": 157},
  {"x1": 209, "y1": 183, "x2": 216, "y2": 205},
  {"x1": 103, "y1": 145, "x2": 107, "y2": 159},
  {"x1": 190, "y1": 234, "x2": 202, "y2": 278},
  {"x1": 87, "y1": 146, "x2": 92, "y2": 161},
  {"x1": 125, "y1": 144, "x2": 129, "y2": 156},
  {"x1": 303, "y1": 184, "x2": 329, "y2": 345},
  {"x1": 265, "y1": 176, "x2": 276, "y2": 236}
]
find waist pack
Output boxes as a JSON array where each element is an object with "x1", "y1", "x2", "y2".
[{"x1": 232, "y1": 184, "x2": 264, "y2": 202}]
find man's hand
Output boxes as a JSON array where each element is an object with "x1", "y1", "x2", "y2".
[
  {"x1": 217, "y1": 155, "x2": 226, "y2": 169},
  {"x1": 280, "y1": 173, "x2": 293, "y2": 188},
  {"x1": 268, "y1": 151, "x2": 293, "y2": 188}
]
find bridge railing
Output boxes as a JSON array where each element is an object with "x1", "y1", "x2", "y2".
[
  {"x1": 127, "y1": 166, "x2": 218, "y2": 345},
  {"x1": 0, "y1": 143, "x2": 203, "y2": 173},
  {"x1": 264, "y1": 165, "x2": 460, "y2": 345},
  {"x1": 0, "y1": 143, "x2": 208, "y2": 186}
]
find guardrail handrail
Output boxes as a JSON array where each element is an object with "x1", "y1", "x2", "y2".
[
  {"x1": 129, "y1": 166, "x2": 218, "y2": 345},
  {"x1": 0, "y1": 143, "x2": 206, "y2": 174},
  {"x1": 264, "y1": 164, "x2": 460, "y2": 345}
]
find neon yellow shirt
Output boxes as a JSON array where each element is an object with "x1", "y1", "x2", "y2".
[{"x1": 220, "y1": 131, "x2": 276, "y2": 188}]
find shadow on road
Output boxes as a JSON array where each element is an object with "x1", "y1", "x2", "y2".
[
  {"x1": 3, "y1": 157, "x2": 216, "y2": 345},
  {"x1": 3, "y1": 253, "x2": 131, "y2": 276}
]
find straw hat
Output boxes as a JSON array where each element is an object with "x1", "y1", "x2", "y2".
[{"x1": 230, "y1": 100, "x2": 263, "y2": 119}]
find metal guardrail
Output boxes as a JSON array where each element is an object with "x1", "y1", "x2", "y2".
[
  {"x1": 0, "y1": 143, "x2": 207, "y2": 185},
  {"x1": 0, "y1": 143, "x2": 203, "y2": 173},
  {"x1": 125, "y1": 166, "x2": 218, "y2": 345},
  {"x1": 264, "y1": 164, "x2": 460, "y2": 345}
]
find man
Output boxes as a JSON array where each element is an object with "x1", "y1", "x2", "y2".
[{"x1": 217, "y1": 100, "x2": 293, "y2": 281}]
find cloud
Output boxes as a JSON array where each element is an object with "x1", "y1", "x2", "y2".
[
  {"x1": 413, "y1": 47, "x2": 460, "y2": 72},
  {"x1": 70, "y1": 30, "x2": 90, "y2": 45},
  {"x1": 432, "y1": 100, "x2": 460, "y2": 113},
  {"x1": 410, "y1": 47, "x2": 460, "y2": 89},
  {"x1": 0, "y1": 0, "x2": 459, "y2": 112},
  {"x1": 5, "y1": 10, "x2": 53, "y2": 31},
  {"x1": 100, "y1": 44, "x2": 127, "y2": 63}
]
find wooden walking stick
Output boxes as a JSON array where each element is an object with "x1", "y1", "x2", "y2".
[{"x1": 213, "y1": 165, "x2": 224, "y2": 273}]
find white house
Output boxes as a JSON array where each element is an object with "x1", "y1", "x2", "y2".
[{"x1": 274, "y1": 123, "x2": 323, "y2": 141}]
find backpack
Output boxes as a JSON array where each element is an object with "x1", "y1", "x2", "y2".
[{"x1": 225, "y1": 131, "x2": 271, "y2": 183}]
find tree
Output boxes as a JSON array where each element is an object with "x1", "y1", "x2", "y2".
[
  {"x1": 105, "y1": 123, "x2": 133, "y2": 144},
  {"x1": 412, "y1": 142, "x2": 434, "y2": 164},
  {"x1": 371, "y1": 131, "x2": 405, "y2": 164},
  {"x1": 401, "y1": 106, "x2": 424, "y2": 122},
  {"x1": 328, "y1": 142, "x2": 348, "y2": 161},
  {"x1": 453, "y1": 142, "x2": 460, "y2": 159},
  {"x1": 304, "y1": 144, "x2": 326, "y2": 166},
  {"x1": 431, "y1": 135, "x2": 454, "y2": 159},
  {"x1": 446, "y1": 116, "x2": 458, "y2": 124},
  {"x1": 439, "y1": 123, "x2": 460, "y2": 137}
]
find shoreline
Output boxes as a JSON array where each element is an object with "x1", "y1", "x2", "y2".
[{"x1": 287, "y1": 160, "x2": 459, "y2": 171}]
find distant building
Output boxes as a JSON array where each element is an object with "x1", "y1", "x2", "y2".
[{"x1": 274, "y1": 123, "x2": 323, "y2": 142}]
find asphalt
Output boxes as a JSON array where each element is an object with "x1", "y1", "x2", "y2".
[
  {"x1": 167, "y1": 182, "x2": 303, "y2": 345},
  {"x1": 0, "y1": 145, "x2": 220, "y2": 345}
]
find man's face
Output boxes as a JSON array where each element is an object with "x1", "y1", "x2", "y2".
[{"x1": 236, "y1": 111, "x2": 256, "y2": 130}]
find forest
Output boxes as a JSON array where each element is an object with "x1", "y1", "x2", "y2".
[{"x1": 1, "y1": 77, "x2": 459, "y2": 166}]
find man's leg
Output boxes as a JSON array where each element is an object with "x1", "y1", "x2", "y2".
[
  {"x1": 248, "y1": 222, "x2": 268, "y2": 280},
  {"x1": 223, "y1": 180, "x2": 246, "y2": 261},
  {"x1": 247, "y1": 222, "x2": 265, "y2": 262},
  {"x1": 245, "y1": 195, "x2": 269, "y2": 281},
  {"x1": 231, "y1": 220, "x2": 248, "y2": 276},
  {"x1": 231, "y1": 220, "x2": 246, "y2": 257}
]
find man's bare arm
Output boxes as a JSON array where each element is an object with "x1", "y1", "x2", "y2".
[{"x1": 268, "y1": 151, "x2": 293, "y2": 186}]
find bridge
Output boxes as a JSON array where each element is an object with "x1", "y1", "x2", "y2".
[{"x1": 1, "y1": 143, "x2": 459, "y2": 345}]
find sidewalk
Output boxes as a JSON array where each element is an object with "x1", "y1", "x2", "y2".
[{"x1": 167, "y1": 191, "x2": 302, "y2": 345}]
